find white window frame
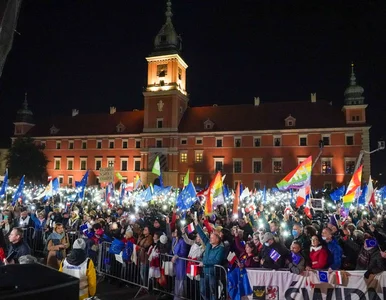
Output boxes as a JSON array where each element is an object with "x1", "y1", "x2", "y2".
[
  {"x1": 233, "y1": 158, "x2": 243, "y2": 173},
  {"x1": 96, "y1": 140, "x2": 102, "y2": 149},
  {"x1": 80, "y1": 157, "x2": 87, "y2": 171},
  {"x1": 135, "y1": 139, "x2": 141, "y2": 148},
  {"x1": 321, "y1": 157, "x2": 333, "y2": 175},
  {"x1": 68, "y1": 140, "x2": 74, "y2": 149},
  {"x1": 67, "y1": 157, "x2": 74, "y2": 170},
  {"x1": 54, "y1": 158, "x2": 61, "y2": 170},
  {"x1": 156, "y1": 138, "x2": 163, "y2": 148},
  {"x1": 234, "y1": 137, "x2": 242, "y2": 147},
  {"x1": 344, "y1": 157, "x2": 356, "y2": 175},
  {"x1": 272, "y1": 158, "x2": 283, "y2": 173},
  {"x1": 253, "y1": 136, "x2": 261, "y2": 147},
  {"x1": 95, "y1": 158, "x2": 102, "y2": 170},
  {"x1": 213, "y1": 157, "x2": 224, "y2": 173},
  {"x1": 215, "y1": 137, "x2": 223, "y2": 147},
  {"x1": 109, "y1": 140, "x2": 115, "y2": 149},
  {"x1": 273, "y1": 135, "x2": 281, "y2": 146},
  {"x1": 195, "y1": 175, "x2": 202, "y2": 185},
  {"x1": 195, "y1": 137, "x2": 203, "y2": 145},
  {"x1": 68, "y1": 175, "x2": 73, "y2": 186},
  {"x1": 180, "y1": 138, "x2": 187, "y2": 145},
  {"x1": 41, "y1": 141, "x2": 46, "y2": 148},
  {"x1": 120, "y1": 157, "x2": 129, "y2": 171},
  {"x1": 299, "y1": 135, "x2": 308, "y2": 146},
  {"x1": 133, "y1": 157, "x2": 141, "y2": 171},
  {"x1": 322, "y1": 134, "x2": 330, "y2": 146},
  {"x1": 107, "y1": 157, "x2": 115, "y2": 168},
  {"x1": 180, "y1": 151, "x2": 188, "y2": 163},
  {"x1": 297, "y1": 157, "x2": 307, "y2": 165},
  {"x1": 58, "y1": 176, "x2": 64, "y2": 184},
  {"x1": 195, "y1": 150, "x2": 203, "y2": 163},
  {"x1": 156, "y1": 118, "x2": 163, "y2": 128},
  {"x1": 345, "y1": 134, "x2": 354, "y2": 146},
  {"x1": 252, "y1": 158, "x2": 263, "y2": 173},
  {"x1": 122, "y1": 139, "x2": 128, "y2": 149},
  {"x1": 56, "y1": 141, "x2": 61, "y2": 149},
  {"x1": 82, "y1": 140, "x2": 87, "y2": 149}
]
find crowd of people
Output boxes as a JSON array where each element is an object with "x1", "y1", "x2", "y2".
[{"x1": 1, "y1": 195, "x2": 386, "y2": 299}]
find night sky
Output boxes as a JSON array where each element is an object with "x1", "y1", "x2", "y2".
[{"x1": 0, "y1": 1, "x2": 385, "y2": 182}]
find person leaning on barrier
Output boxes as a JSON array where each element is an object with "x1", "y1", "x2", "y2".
[
  {"x1": 193, "y1": 216, "x2": 224, "y2": 300},
  {"x1": 259, "y1": 232, "x2": 289, "y2": 270},
  {"x1": 3, "y1": 227, "x2": 31, "y2": 265}
]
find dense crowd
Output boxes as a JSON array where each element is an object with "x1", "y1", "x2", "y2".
[{"x1": 1, "y1": 197, "x2": 386, "y2": 299}]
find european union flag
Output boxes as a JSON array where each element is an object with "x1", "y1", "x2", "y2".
[
  {"x1": 12, "y1": 175, "x2": 25, "y2": 206},
  {"x1": 176, "y1": 181, "x2": 197, "y2": 210},
  {"x1": 76, "y1": 170, "x2": 89, "y2": 199},
  {"x1": 358, "y1": 185, "x2": 367, "y2": 205},
  {"x1": 143, "y1": 186, "x2": 153, "y2": 202},
  {"x1": 0, "y1": 169, "x2": 8, "y2": 197},
  {"x1": 318, "y1": 271, "x2": 328, "y2": 283},
  {"x1": 365, "y1": 239, "x2": 378, "y2": 248},
  {"x1": 291, "y1": 252, "x2": 301, "y2": 265},
  {"x1": 52, "y1": 177, "x2": 60, "y2": 193},
  {"x1": 330, "y1": 185, "x2": 345, "y2": 202}
]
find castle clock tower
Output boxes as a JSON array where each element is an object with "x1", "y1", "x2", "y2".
[{"x1": 143, "y1": 0, "x2": 189, "y2": 133}]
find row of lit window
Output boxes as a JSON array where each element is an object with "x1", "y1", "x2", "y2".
[
  {"x1": 181, "y1": 135, "x2": 355, "y2": 147},
  {"x1": 41, "y1": 134, "x2": 356, "y2": 151},
  {"x1": 42, "y1": 139, "x2": 142, "y2": 150},
  {"x1": 53, "y1": 157, "x2": 141, "y2": 172},
  {"x1": 211, "y1": 158, "x2": 356, "y2": 175}
]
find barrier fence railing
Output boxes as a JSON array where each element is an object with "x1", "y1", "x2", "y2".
[
  {"x1": 96, "y1": 242, "x2": 229, "y2": 300},
  {"x1": 21, "y1": 227, "x2": 81, "y2": 258},
  {"x1": 97, "y1": 241, "x2": 150, "y2": 298}
]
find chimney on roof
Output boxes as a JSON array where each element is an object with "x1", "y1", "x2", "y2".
[
  {"x1": 109, "y1": 106, "x2": 116, "y2": 114},
  {"x1": 72, "y1": 109, "x2": 79, "y2": 117},
  {"x1": 213, "y1": 104, "x2": 218, "y2": 107},
  {"x1": 254, "y1": 97, "x2": 260, "y2": 106},
  {"x1": 311, "y1": 93, "x2": 316, "y2": 103}
]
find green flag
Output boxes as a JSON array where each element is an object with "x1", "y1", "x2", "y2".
[
  {"x1": 116, "y1": 172, "x2": 123, "y2": 181},
  {"x1": 152, "y1": 156, "x2": 161, "y2": 176},
  {"x1": 183, "y1": 169, "x2": 190, "y2": 187}
]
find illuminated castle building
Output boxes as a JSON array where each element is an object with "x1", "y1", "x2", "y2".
[{"x1": 13, "y1": 1, "x2": 370, "y2": 189}]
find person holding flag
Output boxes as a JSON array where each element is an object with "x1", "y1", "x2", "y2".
[
  {"x1": 259, "y1": 232, "x2": 290, "y2": 269},
  {"x1": 193, "y1": 215, "x2": 224, "y2": 300},
  {"x1": 355, "y1": 233, "x2": 384, "y2": 279}
]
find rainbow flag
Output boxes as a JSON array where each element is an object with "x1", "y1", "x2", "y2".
[
  {"x1": 205, "y1": 171, "x2": 223, "y2": 215},
  {"x1": 342, "y1": 190, "x2": 356, "y2": 208},
  {"x1": 346, "y1": 165, "x2": 362, "y2": 195},
  {"x1": 277, "y1": 156, "x2": 312, "y2": 190}
]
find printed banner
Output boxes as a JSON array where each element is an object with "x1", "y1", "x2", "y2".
[{"x1": 246, "y1": 269, "x2": 386, "y2": 300}]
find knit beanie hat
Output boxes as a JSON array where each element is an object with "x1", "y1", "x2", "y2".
[{"x1": 73, "y1": 238, "x2": 86, "y2": 250}]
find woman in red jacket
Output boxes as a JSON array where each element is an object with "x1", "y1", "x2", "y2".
[{"x1": 307, "y1": 235, "x2": 328, "y2": 270}]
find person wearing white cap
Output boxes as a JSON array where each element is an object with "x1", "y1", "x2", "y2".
[
  {"x1": 59, "y1": 238, "x2": 97, "y2": 300},
  {"x1": 259, "y1": 232, "x2": 290, "y2": 270}
]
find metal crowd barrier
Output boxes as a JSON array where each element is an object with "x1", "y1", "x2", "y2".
[
  {"x1": 149, "y1": 253, "x2": 228, "y2": 300},
  {"x1": 22, "y1": 227, "x2": 81, "y2": 258},
  {"x1": 95, "y1": 242, "x2": 229, "y2": 300},
  {"x1": 97, "y1": 241, "x2": 150, "y2": 298}
]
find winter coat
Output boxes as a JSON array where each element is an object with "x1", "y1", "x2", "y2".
[
  {"x1": 356, "y1": 246, "x2": 385, "y2": 275},
  {"x1": 259, "y1": 241, "x2": 290, "y2": 270},
  {"x1": 196, "y1": 224, "x2": 224, "y2": 275},
  {"x1": 137, "y1": 234, "x2": 153, "y2": 264},
  {"x1": 327, "y1": 238, "x2": 342, "y2": 270},
  {"x1": 309, "y1": 246, "x2": 328, "y2": 269}
]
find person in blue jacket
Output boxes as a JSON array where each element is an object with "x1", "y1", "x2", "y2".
[
  {"x1": 322, "y1": 227, "x2": 342, "y2": 271},
  {"x1": 194, "y1": 217, "x2": 224, "y2": 300}
]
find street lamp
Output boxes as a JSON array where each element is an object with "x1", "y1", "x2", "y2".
[{"x1": 354, "y1": 140, "x2": 385, "y2": 172}]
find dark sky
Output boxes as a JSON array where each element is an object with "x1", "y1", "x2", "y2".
[{"x1": 0, "y1": 0, "x2": 385, "y2": 181}]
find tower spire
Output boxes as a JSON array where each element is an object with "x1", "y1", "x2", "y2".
[
  {"x1": 350, "y1": 62, "x2": 357, "y2": 86},
  {"x1": 165, "y1": 0, "x2": 173, "y2": 24},
  {"x1": 23, "y1": 92, "x2": 28, "y2": 110},
  {"x1": 152, "y1": 0, "x2": 181, "y2": 55}
]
